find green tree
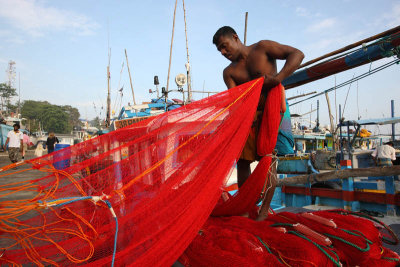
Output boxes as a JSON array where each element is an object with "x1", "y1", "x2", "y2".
[
  {"x1": 62, "y1": 105, "x2": 81, "y2": 128},
  {"x1": 21, "y1": 100, "x2": 81, "y2": 134},
  {"x1": 41, "y1": 105, "x2": 71, "y2": 133}
]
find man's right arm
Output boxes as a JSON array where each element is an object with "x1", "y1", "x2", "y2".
[
  {"x1": 4, "y1": 137, "x2": 9, "y2": 150},
  {"x1": 391, "y1": 147, "x2": 396, "y2": 161},
  {"x1": 223, "y1": 68, "x2": 236, "y2": 89},
  {"x1": 371, "y1": 148, "x2": 377, "y2": 158}
]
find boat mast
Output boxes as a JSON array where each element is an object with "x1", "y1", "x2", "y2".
[
  {"x1": 244, "y1": 12, "x2": 248, "y2": 45},
  {"x1": 166, "y1": 0, "x2": 178, "y2": 94},
  {"x1": 106, "y1": 48, "x2": 111, "y2": 127},
  {"x1": 324, "y1": 91, "x2": 336, "y2": 150},
  {"x1": 18, "y1": 72, "x2": 20, "y2": 117},
  {"x1": 125, "y1": 49, "x2": 136, "y2": 105},
  {"x1": 182, "y1": 0, "x2": 192, "y2": 103}
]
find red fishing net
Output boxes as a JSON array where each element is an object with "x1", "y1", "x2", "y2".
[
  {"x1": 0, "y1": 78, "x2": 264, "y2": 266},
  {"x1": 1, "y1": 77, "x2": 398, "y2": 266}
]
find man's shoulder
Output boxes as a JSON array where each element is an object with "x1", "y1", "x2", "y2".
[
  {"x1": 251, "y1": 40, "x2": 270, "y2": 49},
  {"x1": 251, "y1": 40, "x2": 280, "y2": 52},
  {"x1": 223, "y1": 64, "x2": 235, "y2": 75}
]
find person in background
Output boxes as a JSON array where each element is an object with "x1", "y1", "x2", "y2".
[
  {"x1": 372, "y1": 141, "x2": 396, "y2": 166},
  {"x1": 22, "y1": 132, "x2": 31, "y2": 161},
  {"x1": 3, "y1": 123, "x2": 23, "y2": 163},
  {"x1": 46, "y1": 132, "x2": 59, "y2": 154}
]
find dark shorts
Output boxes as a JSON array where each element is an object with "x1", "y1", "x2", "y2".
[
  {"x1": 8, "y1": 147, "x2": 20, "y2": 163},
  {"x1": 240, "y1": 111, "x2": 263, "y2": 162}
]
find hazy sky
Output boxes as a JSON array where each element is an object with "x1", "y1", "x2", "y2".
[{"x1": 0, "y1": 0, "x2": 399, "y2": 134}]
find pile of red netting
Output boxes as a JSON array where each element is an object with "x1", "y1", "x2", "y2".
[
  {"x1": 182, "y1": 210, "x2": 400, "y2": 267},
  {"x1": 0, "y1": 78, "x2": 398, "y2": 266}
]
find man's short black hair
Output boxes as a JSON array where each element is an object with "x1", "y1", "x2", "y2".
[
  {"x1": 213, "y1": 26, "x2": 237, "y2": 45},
  {"x1": 386, "y1": 141, "x2": 394, "y2": 146},
  {"x1": 13, "y1": 123, "x2": 20, "y2": 129}
]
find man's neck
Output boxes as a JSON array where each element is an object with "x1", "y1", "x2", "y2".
[{"x1": 236, "y1": 45, "x2": 249, "y2": 62}]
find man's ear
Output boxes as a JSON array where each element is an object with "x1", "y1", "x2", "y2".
[{"x1": 232, "y1": 34, "x2": 239, "y2": 41}]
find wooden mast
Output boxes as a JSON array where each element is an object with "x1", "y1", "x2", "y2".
[
  {"x1": 166, "y1": 0, "x2": 178, "y2": 93},
  {"x1": 106, "y1": 48, "x2": 111, "y2": 127},
  {"x1": 125, "y1": 49, "x2": 136, "y2": 105},
  {"x1": 182, "y1": 0, "x2": 192, "y2": 103},
  {"x1": 325, "y1": 91, "x2": 336, "y2": 150},
  {"x1": 244, "y1": 12, "x2": 248, "y2": 45}
]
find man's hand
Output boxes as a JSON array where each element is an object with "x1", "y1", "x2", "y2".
[{"x1": 263, "y1": 75, "x2": 281, "y2": 89}]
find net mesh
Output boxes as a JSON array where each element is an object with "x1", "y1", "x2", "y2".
[
  {"x1": 1, "y1": 77, "x2": 398, "y2": 266},
  {"x1": 0, "y1": 78, "x2": 265, "y2": 266}
]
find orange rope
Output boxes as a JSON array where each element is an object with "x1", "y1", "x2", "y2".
[{"x1": 0, "y1": 160, "x2": 98, "y2": 265}]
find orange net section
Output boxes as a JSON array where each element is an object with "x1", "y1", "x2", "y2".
[{"x1": 0, "y1": 78, "x2": 265, "y2": 266}]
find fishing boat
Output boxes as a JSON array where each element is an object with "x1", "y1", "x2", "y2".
[{"x1": 1, "y1": 3, "x2": 400, "y2": 264}]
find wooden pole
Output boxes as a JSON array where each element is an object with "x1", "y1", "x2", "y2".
[
  {"x1": 325, "y1": 91, "x2": 336, "y2": 149},
  {"x1": 166, "y1": 0, "x2": 178, "y2": 93},
  {"x1": 106, "y1": 65, "x2": 111, "y2": 127},
  {"x1": 278, "y1": 165, "x2": 400, "y2": 186},
  {"x1": 125, "y1": 49, "x2": 136, "y2": 105},
  {"x1": 182, "y1": 0, "x2": 192, "y2": 103},
  {"x1": 244, "y1": 12, "x2": 248, "y2": 45},
  {"x1": 299, "y1": 25, "x2": 400, "y2": 69}
]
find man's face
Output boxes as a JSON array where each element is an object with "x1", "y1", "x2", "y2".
[
  {"x1": 13, "y1": 126, "x2": 19, "y2": 131},
  {"x1": 216, "y1": 35, "x2": 240, "y2": 61}
]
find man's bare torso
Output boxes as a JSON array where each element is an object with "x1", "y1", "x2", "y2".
[{"x1": 225, "y1": 41, "x2": 278, "y2": 87}]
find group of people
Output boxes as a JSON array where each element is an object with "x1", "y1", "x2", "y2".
[{"x1": 3, "y1": 123, "x2": 59, "y2": 164}]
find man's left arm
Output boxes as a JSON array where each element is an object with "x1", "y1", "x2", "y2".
[
  {"x1": 20, "y1": 134, "x2": 23, "y2": 152},
  {"x1": 260, "y1": 40, "x2": 304, "y2": 86}
]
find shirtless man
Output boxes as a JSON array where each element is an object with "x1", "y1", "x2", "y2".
[{"x1": 213, "y1": 26, "x2": 304, "y2": 216}]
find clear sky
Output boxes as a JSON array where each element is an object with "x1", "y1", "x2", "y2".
[{"x1": 0, "y1": 0, "x2": 399, "y2": 134}]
